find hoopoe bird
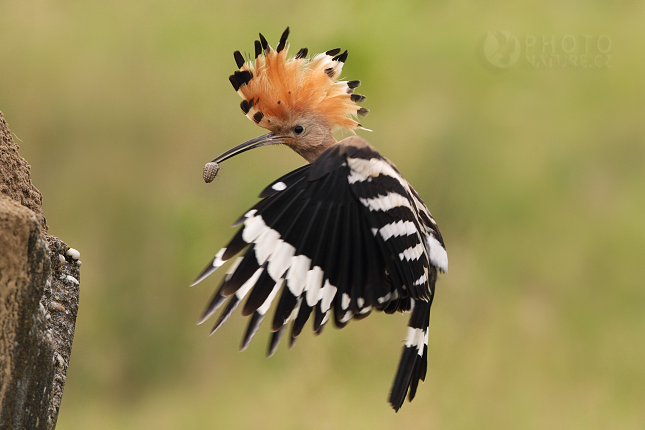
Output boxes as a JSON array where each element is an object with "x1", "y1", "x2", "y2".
[{"x1": 192, "y1": 28, "x2": 448, "y2": 411}]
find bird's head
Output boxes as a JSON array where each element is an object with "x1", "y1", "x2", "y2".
[{"x1": 209, "y1": 27, "x2": 368, "y2": 167}]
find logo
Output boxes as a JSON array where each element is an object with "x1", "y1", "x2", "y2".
[
  {"x1": 483, "y1": 31, "x2": 521, "y2": 69},
  {"x1": 481, "y1": 32, "x2": 612, "y2": 70}
]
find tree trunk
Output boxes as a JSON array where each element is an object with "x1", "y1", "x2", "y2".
[{"x1": 0, "y1": 111, "x2": 80, "y2": 430}]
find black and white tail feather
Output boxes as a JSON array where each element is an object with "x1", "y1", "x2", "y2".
[{"x1": 193, "y1": 136, "x2": 447, "y2": 411}]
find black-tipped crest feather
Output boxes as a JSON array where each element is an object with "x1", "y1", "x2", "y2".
[
  {"x1": 277, "y1": 27, "x2": 290, "y2": 52},
  {"x1": 259, "y1": 33, "x2": 269, "y2": 52},
  {"x1": 234, "y1": 50, "x2": 245, "y2": 69}
]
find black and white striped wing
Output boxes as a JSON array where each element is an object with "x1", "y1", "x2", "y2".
[
  {"x1": 192, "y1": 136, "x2": 447, "y2": 411},
  {"x1": 336, "y1": 137, "x2": 447, "y2": 411}
]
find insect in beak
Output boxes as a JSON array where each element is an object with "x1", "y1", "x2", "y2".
[{"x1": 202, "y1": 133, "x2": 284, "y2": 183}]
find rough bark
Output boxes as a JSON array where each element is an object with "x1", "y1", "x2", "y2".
[
  {"x1": 0, "y1": 113, "x2": 47, "y2": 232},
  {"x1": 0, "y1": 111, "x2": 80, "y2": 430}
]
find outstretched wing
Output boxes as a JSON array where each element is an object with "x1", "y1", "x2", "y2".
[{"x1": 192, "y1": 136, "x2": 447, "y2": 411}]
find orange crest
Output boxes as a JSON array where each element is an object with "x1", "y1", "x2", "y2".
[{"x1": 228, "y1": 28, "x2": 369, "y2": 132}]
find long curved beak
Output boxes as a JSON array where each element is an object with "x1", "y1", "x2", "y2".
[{"x1": 210, "y1": 133, "x2": 284, "y2": 164}]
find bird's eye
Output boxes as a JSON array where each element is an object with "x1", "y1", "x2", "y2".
[{"x1": 294, "y1": 125, "x2": 304, "y2": 134}]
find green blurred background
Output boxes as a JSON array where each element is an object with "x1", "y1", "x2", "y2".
[{"x1": 2, "y1": 1, "x2": 644, "y2": 428}]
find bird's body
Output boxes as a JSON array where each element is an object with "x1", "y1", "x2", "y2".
[{"x1": 193, "y1": 28, "x2": 447, "y2": 411}]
